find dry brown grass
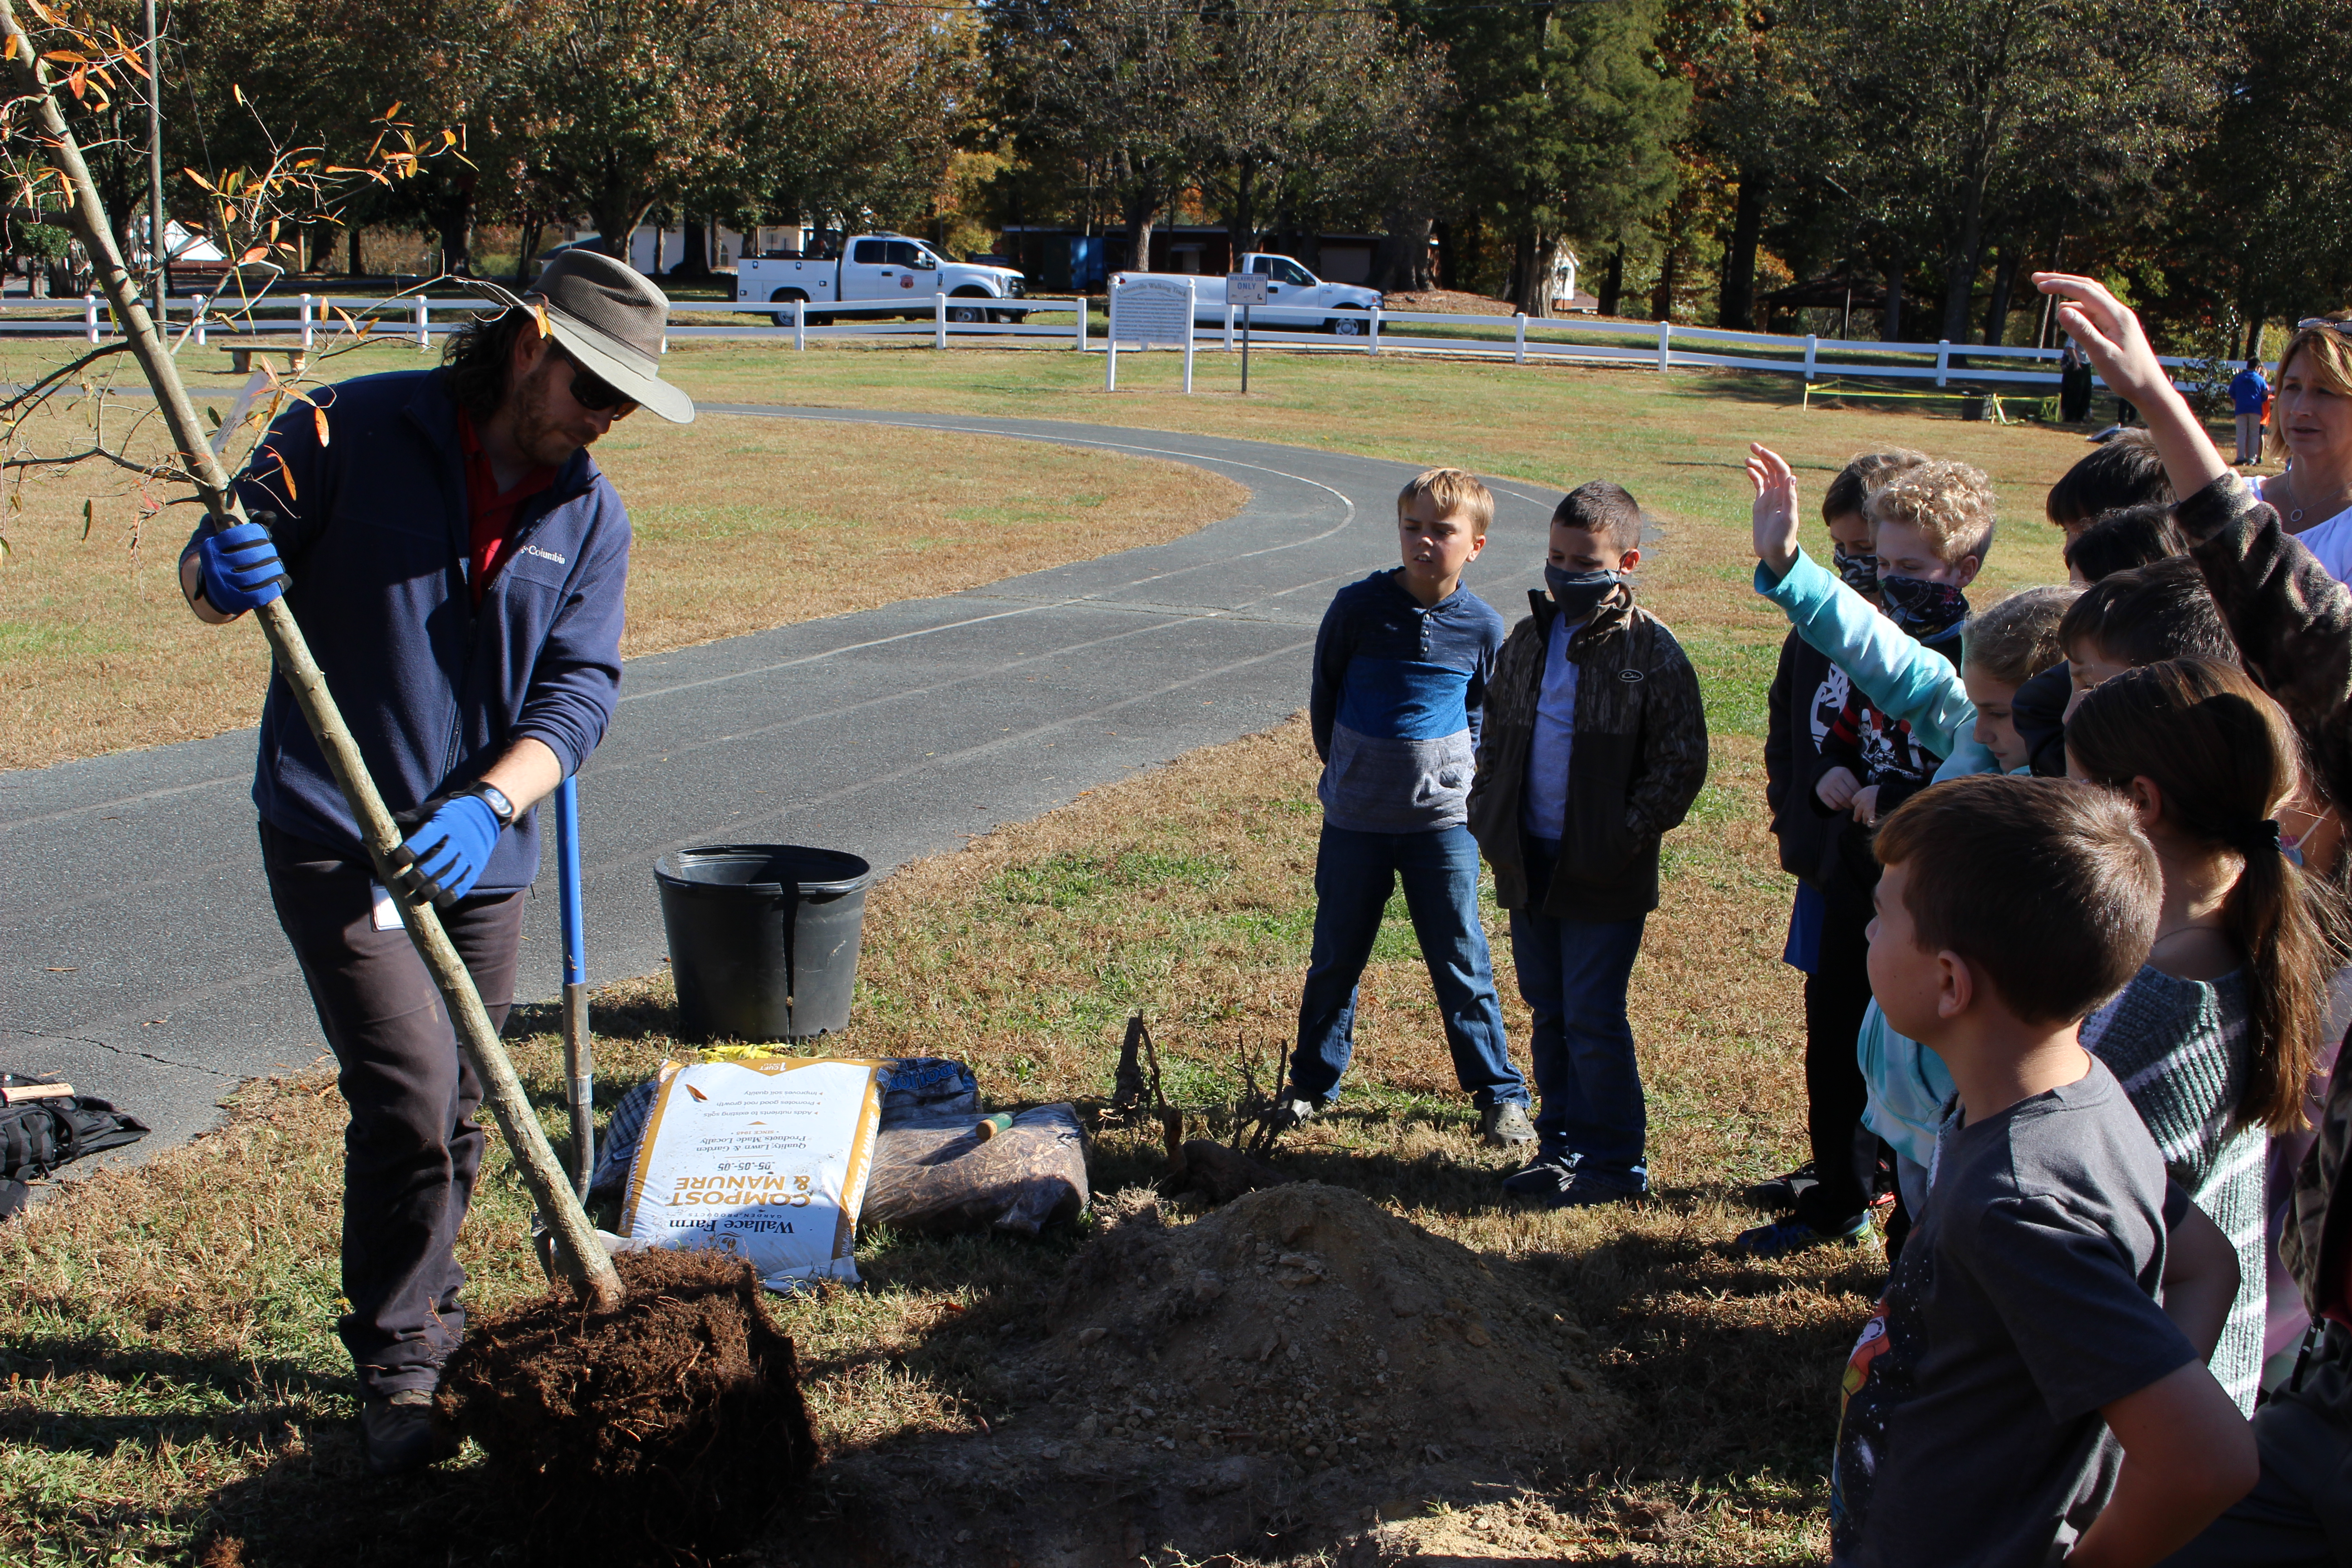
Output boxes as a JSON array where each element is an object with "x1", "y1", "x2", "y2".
[{"x1": 0, "y1": 408, "x2": 1240, "y2": 771}]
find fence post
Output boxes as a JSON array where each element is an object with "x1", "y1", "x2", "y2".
[
  {"x1": 1182, "y1": 279, "x2": 1196, "y2": 394},
  {"x1": 934, "y1": 292, "x2": 947, "y2": 350},
  {"x1": 1804, "y1": 333, "x2": 1818, "y2": 382},
  {"x1": 1936, "y1": 339, "x2": 1950, "y2": 388},
  {"x1": 1513, "y1": 312, "x2": 1526, "y2": 365},
  {"x1": 415, "y1": 296, "x2": 430, "y2": 352},
  {"x1": 1075, "y1": 295, "x2": 1088, "y2": 353},
  {"x1": 193, "y1": 294, "x2": 208, "y2": 346},
  {"x1": 84, "y1": 292, "x2": 98, "y2": 343},
  {"x1": 1224, "y1": 302, "x2": 1235, "y2": 352},
  {"x1": 794, "y1": 297, "x2": 806, "y2": 352},
  {"x1": 1105, "y1": 284, "x2": 1118, "y2": 391},
  {"x1": 299, "y1": 292, "x2": 314, "y2": 349},
  {"x1": 1367, "y1": 304, "x2": 1381, "y2": 356},
  {"x1": 1656, "y1": 320, "x2": 1672, "y2": 373}
]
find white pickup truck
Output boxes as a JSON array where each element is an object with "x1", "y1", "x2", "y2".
[
  {"x1": 1114, "y1": 252, "x2": 1382, "y2": 336},
  {"x1": 737, "y1": 233, "x2": 1028, "y2": 326}
]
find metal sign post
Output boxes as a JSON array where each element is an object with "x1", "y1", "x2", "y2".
[{"x1": 1226, "y1": 272, "x2": 1268, "y2": 394}]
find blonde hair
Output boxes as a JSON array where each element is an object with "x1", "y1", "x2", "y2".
[
  {"x1": 1963, "y1": 585, "x2": 2078, "y2": 686},
  {"x1": 2265, "y1": 318, "x2": 2352, "y2": 466},
  {"x1": 1865, "y1": 458, "x2": 1997, "y2": 566},
  {"x1": 1398, "y1": 468, "x2": 1494, "y2": 538}
]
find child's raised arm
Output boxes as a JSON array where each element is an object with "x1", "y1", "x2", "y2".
[
  {"x1": 2032, "y1": 273, "x2": 2232, "y2": 505},
  {"x1": 2063, "y1": 1361, "x2": 2255, "y2": 1568},
  {"x1": 1748, "y1": 442, "x2": 1803, "y2": 575}
]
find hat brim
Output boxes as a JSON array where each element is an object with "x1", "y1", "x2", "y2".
[{"x1": 471, "y1": 280, "x2": 697, "y2": 425}]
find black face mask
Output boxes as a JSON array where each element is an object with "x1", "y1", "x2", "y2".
[
  {"x1": 1878, "y1": 574, "x2": 1970, "y2": 636},
  {"x1": 1545, "y1": 564, "x2": 1620, "y2": 620},
  {"x1": 1833, "y1": 544, "x2": 1880, "y2": 597}
]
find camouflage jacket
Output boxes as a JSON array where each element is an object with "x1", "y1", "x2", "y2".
[
  {"x1": 1466, "y1": 585, "x2": 1709, "y2": 925},
  {"x1": 2176, "y1": 473, "x2": 2352, "y2": 1317}
]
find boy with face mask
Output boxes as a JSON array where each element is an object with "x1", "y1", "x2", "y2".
[{"x1": 1465, "y1": 481, "x2": 1709, "y2": 1206}]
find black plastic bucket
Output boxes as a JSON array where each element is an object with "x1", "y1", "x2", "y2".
[{"x1": 653, "y1": 845, "x2": 873, "y2": 1042}]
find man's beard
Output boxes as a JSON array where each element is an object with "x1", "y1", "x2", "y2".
[{"x1": 510, "y1": 357, "x2": 582, "y2": 467}]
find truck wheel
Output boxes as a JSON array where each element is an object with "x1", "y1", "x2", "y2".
[
  {"x1": 946, "y1": 295, "x2": 988, "y2": 325},
  {"x1": 1327, "y1": 309, "x2": 1367, "y2": 337},
  {"x1": 987, "y1": 307, "x2": 1029, "y2": 325},
  {"x1": 769, "y1": 289, "x2": 807, "y2": 329}
]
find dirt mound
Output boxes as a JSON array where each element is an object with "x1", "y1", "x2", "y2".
[
  {"x1": 810, "y1": 1182, "x2": 1618, "y2": 1565},
  {"x1": 436, "y1": 1247, "x2": 818, "y2": 1563}
]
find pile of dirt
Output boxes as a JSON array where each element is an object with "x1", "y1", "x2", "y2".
[
  {"x1": 1380, "y1": 288, "x2": 1518, "y2": 316},
  {"x1": 809, "y1": 1182, "x2": 1618, "y2": 1565},
  {"x1": 436, "y1": 1247, "x2": 818, "y2": 1563}
]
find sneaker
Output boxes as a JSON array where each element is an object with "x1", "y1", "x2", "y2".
[
  {"x1": 1500, "y1": 1150, "x2": 1577, "y2": 1199},
  {"x1": 1743, "y1": 1159, "x2": 1818, "y2": 1211},
  {"x1": 1733, "y1": 1213, "x2": 1873, "y2": 1259},
  {"x1": 1542, "y1": 1172, "x2": 1646, "y2": 1211},
  {"x1": 1480, "y1": 1102, "x2": 1537, "y2": 1148},
  {"x1": 1265, "y1": 1097, "x2": 1321, "y2": 1136},
  {"x1": 360, "y1": 1389, "x2": 447, "y2": 1478}
]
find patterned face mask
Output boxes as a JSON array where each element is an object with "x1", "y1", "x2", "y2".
[
  {"x1": 1544, "y1": 564, "x2": 1620, "y2": 620},
  {"x1": 1878, "y1": 574, "x2": 1970, "y2": 636},
  {"x1": 1832, "y1": 544, "x2": 1880, "y2": 597}
]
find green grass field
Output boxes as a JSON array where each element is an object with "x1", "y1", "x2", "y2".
[{"x1": 0, "y1": 338, "x2": 2231, "y2": 1565}]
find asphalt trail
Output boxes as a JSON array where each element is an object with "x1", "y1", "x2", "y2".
[{"x1": 0, "y1": 407, "x2": 1568, "y2": 1156}]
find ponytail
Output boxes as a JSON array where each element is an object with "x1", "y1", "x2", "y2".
[{"x1": 2068, "y1": 658, "x2": 2331, "y2": 1133}]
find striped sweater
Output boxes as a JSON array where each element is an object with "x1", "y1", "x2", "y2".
[{"x1": 2081, "y1": 965, "x2": 2267, "y2": 1413}]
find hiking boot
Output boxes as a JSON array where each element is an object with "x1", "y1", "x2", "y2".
[
  {"x1": 360, "y1": 1389, "x2": 447, "y2": 1478},
  {"x1": 1743, "y1": 1159, "x2": 1818, "y2": 1212},
  {"x1": 1480, "y1": 1102, "x2": 1537, "y2": 1148},
  {"x1": 1501, "y1": 1150, "x2": 1578, "y2": 1199},
  {"x1": 1733, "y1": 1212, "x2": 1873, "y2": 1259},
  {"x1": 1542, "y1": 1173, "x2": 1646, "y2": 1211}
]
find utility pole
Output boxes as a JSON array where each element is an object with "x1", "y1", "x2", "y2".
[{"x1": 145, "y1": 0, "x2": 165, "y2": 311}]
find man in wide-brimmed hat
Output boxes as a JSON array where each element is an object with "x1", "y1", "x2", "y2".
[{"x1": 175, "y1": 250, "x2": 693, "y2": 1476}]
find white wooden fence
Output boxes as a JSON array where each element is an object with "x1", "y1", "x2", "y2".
[{"x1": 5, "y1": 289, "x2": 2192, "y2": 394}]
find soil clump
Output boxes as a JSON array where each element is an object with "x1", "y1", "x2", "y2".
[
  {"x1": 804, "y1": 1181, "x2": 1618, "y2": 1565},
  {"x1": 436, "y1": 1247, "x2": 818, "y2": 1563}
]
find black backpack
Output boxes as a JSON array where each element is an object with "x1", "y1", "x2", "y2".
[{"x1": 1, "y1": 1075, "x2": 148, "y2": 1219}]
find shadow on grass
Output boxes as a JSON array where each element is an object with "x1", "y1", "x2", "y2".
[{"x1": 0, "y1": 1335, "x2": 338, "y2": 1460}]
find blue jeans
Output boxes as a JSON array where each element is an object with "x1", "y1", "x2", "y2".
[
  {"x1": 1510, "y1": 838, "x2": 1649, "y2": 1191},
  {"x1": 1291, "y1": 822, "x2": 1529, "y2": 1110}
]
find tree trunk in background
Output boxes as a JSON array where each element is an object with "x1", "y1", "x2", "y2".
[
  {"x1": 436, "y1": 174, "x2": 475, "y2": 276},
  {"x1": 672, "y1": 213, "x2": 708, "y2": 278},
  {"x1": 347, "y1": 223, "x2": 365, "y2": 277},
  {"x1": 513, "y1": 217, "x2": 543, "y2": 288},
  {"x1": 1598, "y1": 242, "x2": 1624, "y2": 316},
  {"x1": 2246, "y1": 315, "x2": 2266, "y2": 360},
  {"x1": 1515, "y1": 230, "x2": 1555, "y2": 318},
  {"x1": 1981, "y1": 245, "x2": 2018, "y2": 345},
  {"x1": 1372, "y1": 208, "x2": 1434, "y2": 293},
  {"x1": 1126, "y1": 190, "x2": 1161, "y2": 276},
  {"x1": 1718, "y1": 169, "x2": 1767, "y2": 330},
  {"x1": 1650, "y1": 242, "x2": 1677, "y2": 322},
  {"x1": 1881, "y1": 247, "x2": 1905, "y2": 341},
  {"x1": 1939, "y1": 181, "x2": 1984, "y2": 344}
]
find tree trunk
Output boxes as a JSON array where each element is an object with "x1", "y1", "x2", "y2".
[
  {"x1": 348, "y1": 221, "x2": 365, "y2": 277},
  {"x1": 436, "y1": 173, "x2": 475, "y2": 277},
  {"x1": 513, "y1": 216, "x2": 543, "y2": 288},
  {"x1": 1598, "y1": 242, "x2": 1625, "y2": 317},
  {"x1": 1126, "y1": 188, "x2": 1161, "y2": 275},
  {"x1": 1718, "y1": 168, "x2": 1767, "y2": 330},
  {"x1": 2245, "y1": 314, "x2": 2266, "y2": 360},
  {"x1": 672, "y1": 211, "x2": 708, "y2": 278},
  {"x1": 1222, "y1": 157, "x2": 1258, "y2": 266},
  {"x1": 1515, "y1": 230, "x2": 1555, "y2": 318},
  {"x1": 1372, "y1": 208, "x2": 1432, "y2": 293},
  {"x1": 1650, "y1": 242, "x2": 1678, "y2": 323},
  {"x1": 1939, "y1": 178, "x2": 1984, "y2": 344},
  {"x1": 1881, "y1": 245, "x2": 1905, "y2": 341},
  {"x1": 1980, "y1": 244, "x2": 2019, "y2": 345}
]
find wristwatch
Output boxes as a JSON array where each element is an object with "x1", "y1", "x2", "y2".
[{"x1": 466, "y1": 781, "x2": 518, "y2": 828}]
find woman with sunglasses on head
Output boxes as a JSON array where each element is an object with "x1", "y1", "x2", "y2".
[
  {"x1": 2251, "y1": 315, "x2": 2352, "y2": 583},
  {"x1": 174, "y1": 249, "x2": 695, "y2": 1479},
  {"x1": 2037, "y1": 272, "x2": 2352, "y2": 1565}
]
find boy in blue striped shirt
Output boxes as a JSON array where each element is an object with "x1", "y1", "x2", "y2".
[{"x1": 1279, "y1": 469, "x2": 1536, "y2": 1147}]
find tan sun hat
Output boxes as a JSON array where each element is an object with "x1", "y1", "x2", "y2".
[{"x1": 474, "y1": 249, "x2": 695, "y2": 425}]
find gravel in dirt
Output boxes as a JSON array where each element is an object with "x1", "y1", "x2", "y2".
[
  {"x1": 804, "y1": 1181, "x2": 1618, "y2": 1565},
  {"x1": 435, "y1": 1247, "x2": 818, "y2": 1564}
]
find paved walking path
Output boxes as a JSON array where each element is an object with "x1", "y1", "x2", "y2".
[{"x1": 0, "y1": 407, "x2": 1568, "y2": 1156}]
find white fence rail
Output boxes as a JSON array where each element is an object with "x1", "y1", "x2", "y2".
[{"x1": 6, "y1": 289, "x2": 2192, "y2": 393}]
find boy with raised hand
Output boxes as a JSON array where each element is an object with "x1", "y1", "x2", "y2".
[
  {"x1": 1280, "y1": 469, "x2": 1535, "y2": 1148},
  {"x1": 1833, "y1": 776, "x2": 2254, "y2": 1567},
  {"x1": 1467, "y1": 481, "x2": 1708, "y2": 1207}
]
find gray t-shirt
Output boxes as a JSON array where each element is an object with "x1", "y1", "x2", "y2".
[{"x1": 1831, "y1": 1056, "x2": 2199, "y2": 1567}]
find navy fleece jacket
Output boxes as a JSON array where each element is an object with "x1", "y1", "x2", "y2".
[{"x1": 186, "y1": 368, "x2": 631, "y2": 893}]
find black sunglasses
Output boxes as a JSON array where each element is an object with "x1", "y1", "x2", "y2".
[{"x1": 550, "y1": 343, "x2": 637, "y2": 418}]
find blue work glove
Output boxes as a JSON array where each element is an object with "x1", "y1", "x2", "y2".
[
  {"x1": 387, "y1": 793, "x2": 502, "y2": 908},
  {"x1": 194, "y1": 519, "x2": 288, "y2": 612}
]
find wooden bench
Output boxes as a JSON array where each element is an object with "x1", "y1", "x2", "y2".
[{"x1": 216, "y1": 341, "x2": 309, "y2": 375}]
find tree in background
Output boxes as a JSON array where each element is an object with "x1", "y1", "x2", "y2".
[{"x1": 1408, "y1": 0, "x2": 1687, "y2": 317}]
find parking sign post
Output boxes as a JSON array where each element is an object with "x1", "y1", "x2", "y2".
[{"x1": 1226, "y1": 271, "x2": 1269, "y2": 393}]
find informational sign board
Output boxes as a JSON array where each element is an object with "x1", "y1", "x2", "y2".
[
  {"x1": 1225, "y1": 272, "x2": 1269, "y2": 307},
  {"x1": 619, "y1": 1056, "x2": 883, "y2": 1289},
  {"x1": 1106, "y1": 274, "x2": 1197, "y2": 393}
]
